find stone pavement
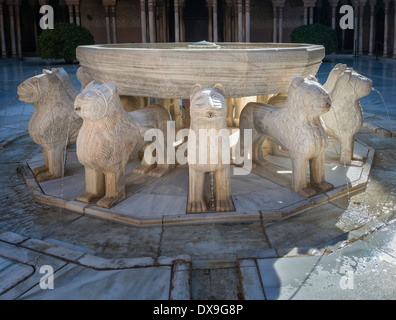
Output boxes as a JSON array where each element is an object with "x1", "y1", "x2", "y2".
[{"x1": 0, "y1": 55, "x2": 396, "y2": 300}]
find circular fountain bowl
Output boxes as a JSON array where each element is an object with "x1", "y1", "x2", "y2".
[{"x1": 76, "y1": 42, "x2": 325, "y2": 99}]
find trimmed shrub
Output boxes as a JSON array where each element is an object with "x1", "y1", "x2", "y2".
[
  {"x1": 290, "y1": 24, "x2": 338, "y2": 55},
  {"x1": 37, "y1": 23, "x2": 94, "y2": 64}
]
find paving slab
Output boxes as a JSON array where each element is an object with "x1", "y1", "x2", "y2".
[
  {"x1": 0, "y1": 256, "x2": 34, "y2": 295},
  {"x1": 191, "y1": 267, "x2": 241, "y2": 300},
  {"x1": 252, "y1": 240, "x2": 396, "y2": 300},
  {"x1": 362, "y1": 220, "x2": 396, "y2": 258},
  {"x1": 42, "y1": 216, "x2": 162, "y2": 259},
  {"x1": 160, "y1": 222, "x2": 270, "y2": 267},
  {"x1": 18, "y1": 263, "x2": 173, "y2": 300},
  {"x1": 263, "y1": 203, "x2": 346, "y2": 249}
]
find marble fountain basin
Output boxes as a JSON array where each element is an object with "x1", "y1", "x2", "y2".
[{"x1": 76, "y1": 42, "x2": 325, "y2": 99}]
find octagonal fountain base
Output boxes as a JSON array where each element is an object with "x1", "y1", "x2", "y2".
[{"x1": 19, "y1": 136, "x2": 374, "y2": 226}]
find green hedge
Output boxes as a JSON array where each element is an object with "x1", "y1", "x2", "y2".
[
  {"x1": 37, "y1": 23, "x2": 94, "y2": 63},
  {"x1": 290, "y1": 24, "x2": 338, "y2": 55}
]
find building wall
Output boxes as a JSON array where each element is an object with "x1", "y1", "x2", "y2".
[
  {"x1": 80, "y1": 0, "x2": 107, "y2": 44},
  {"x1": 1, "y1": 0, "x2": 396, "y2": 57},
  {"x1": 116, "y1": 0, "x2": 141, "y2": 43}
]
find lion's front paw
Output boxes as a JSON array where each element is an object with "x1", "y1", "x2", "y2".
[
  {"x1": 148, "y1": 165, "x2": 173, "y2": 178},
  {"x1": 77, "y1": 192, "x2": 101, "y2": 204},
  {"x1": 350, "y1": 160, "x2": 364, "y2": 167},
  {"x1": 36, "y1": 171, "x2": 61, "y2": 182},
  {"x1": 299, "y1": 187, "x2": 317, "y2": 198},
  {"x1": 317, "y1": 181, "x2": 334, "y2": 192},
  {"x1": 33, "y1": 165, "x2": 48, "y2": 176},
  {"x1": 216, "y1": 198, "x2": 235, "y2": 212},
  {"x1": 96, "y1": 195, "x2": 124, "y2": 208},
  {"x1": 133, "y1": 164, "x2": 156, "y2": 175},
  {"x1": 187, "y1": 200, "x2": 207, "y2": 214}
]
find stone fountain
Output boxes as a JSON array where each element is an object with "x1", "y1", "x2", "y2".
[
  {"x1": 17, "y1": 42, "x2": 374, "y2": 226},
  {"x1": 75, "y1": 42, "x2": 324, "y2": 99}
]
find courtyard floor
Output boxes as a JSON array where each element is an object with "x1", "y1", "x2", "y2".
[{"x1": 0, "y1": 54, "x2": 396, "y2": 300}]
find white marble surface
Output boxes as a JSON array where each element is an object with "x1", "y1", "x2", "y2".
[
  {"x1": 0, "y1": 257, "x2": 34, "y2": 295},
  {"x1": 19, "y1": 264, "x2": 172, "y2": 300}
]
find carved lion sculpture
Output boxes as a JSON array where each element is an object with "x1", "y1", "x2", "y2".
[
  {"x1": 323, "y1": 63, "x2": 348, "y2": 93},
  {"x1": 322, "y1": 67, "x2": 372, "y2": 166},
  {"x1": 75, "y1": 82, "x2": 171, "y2": 208},
  {"x1": 51, "y1": 67, "x2": 79, "y2": 99},
  {"x1": 17, "y1": 69, "x2": 83, "y2": 182},
  {"x1": 77, "y1": 66, "x2": 149, "y2": 113},
  {"x1": 239, "y1": 76, "x2": 333, "y2": 197},
  {"x1": 187, "y1": 84, "x2": 234, "y2": 213}
]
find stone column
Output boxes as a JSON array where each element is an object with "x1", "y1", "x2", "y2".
[
  {"x1": 208, "y1": 2, "x2": 212, "y2": 42},
  {"x1": 67, "y1": 0, "x2": 81, "y2": 24},
  {"x1": 383, "y1": 0, "x2": 389, "y2": 56},
  {"x1": 75, "y1": 4, "x2": 80, "y2": 26},
  {"x1": 68, "y1": 4, "x2": 74, "y2": 23},
  {"x1": 237, "y1": 0, "x2": 243, "y2": 42},
  {"x1": 272, "y1": 0, "x2": 285, "y2": 42},
  {"x1": 147, "y1": 0, "x2": 154, "y2": 42},
  {"x1": 358, "y1": 0, "x2": 365, "y2": 54},
  {"x1": 368, "y1": 0, "x2": 375, "y2": 55},
  {"x1": 394, "y1": 2, "x2": 396, "y2": 58},
  {"x1": 234, "y1": 2, "x2": 238, "y2": 42},
  {"x1": 303, "y1": 5, "x2": 308, "y2": 24},
  {"x1": 303, "y1": 0, "x2": 317, "y2": 24},
  {"x1": 245, "y1": 0, "x2": 250, "y2": 42},
  {"x1": 180, "y1": 0, "x2": 185, "y2": 42},
  {"x1": 174, "y1": 0, "x2": 179, "y2": 42},
  {"x1": 6, "y1": 1, "x2": 16, "y2": 57},
  {"x1": 278, "y1": 5, "x2": 283, "y2": 43},
  {"x1": 213, "y1": 0, "x2": 218, "y2": 42},
  {"x1": 104, "y1": 6, "x2": 111, "y2": 43},
  {"x1": 330, "y1": 0, "x2": 339, "y2": 29},
  {"x1": 14, "y1": 0, "x2": 21, "y2": 58},
  {"x1": 0, "y1": 0, "x2": 6, "y2": 58},
  {"x1": 273, "y1": 5, "x2": 277, "y2": 42},
  {"x1": 353, "y1": 0, "x2": 358, "y2": 54},
  {"x1": 140, "y1": 0, "x2": 147, "y2": 42},
  {"x1": 111, "y1": 5, "x2": 117, "y2": 43}
]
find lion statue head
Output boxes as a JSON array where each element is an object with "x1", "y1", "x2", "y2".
[
  {"x1": 17, "y1": 69, "x2": 69, "y2": 106},
  {"x1": 75, "y1": 82, "x2": 124, "y2": 122},
  {"x1": 286, "y1": 76, "x2": 332, "y2": 121},
  {"x1": 189, "y1": 83, "x2": 227, "y2": 124},
  {"x1": 334, "y1": 68, "x2": 372, "y2": 100}
]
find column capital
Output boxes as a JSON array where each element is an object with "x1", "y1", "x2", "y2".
[
  {"x1": 369, "y1": 0, "x2": 376, "y2": 7},
  {"x1": 329, "y1": 0, "x2": 339, "y2": 8},
  {"x1": 37, "y1": 0, "x2": 48, "y2": 5},
  {"x1": 272, "y1": 0, "x2": 286, "y2": 7},
  {"x1": 302, "y1": 0, "x2": 317, "y2": 7},
  {"x1": 357, "y1": 0, "x2": 367, "y2": 7},
  {"x1": 101, "y1": 0, "x2": 116, "y2": 7},
  {"x1": 65, "y1": 0, "x2": 80, "y2": 5}
]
